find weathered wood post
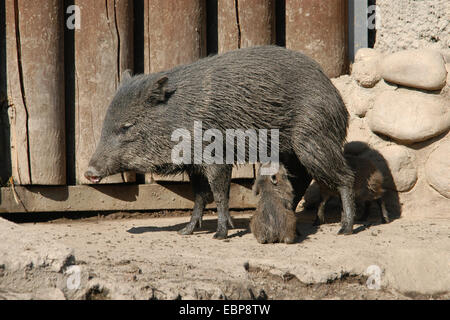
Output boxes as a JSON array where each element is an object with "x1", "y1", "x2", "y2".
[
  {"x1": 6, "y1": 0, "x2": 66, "y2": 185},
  {"x1": 286, "y1": 0, "x2": 348, "y2": 78},
  {"x1": 218, "y1": 0, "x2": 276, "y2": 178},
  {"x1": 74, "y1": 0, "x2": 135, "y2": 184},
  {"x1": 144, "y1": 0, "x2": 206, "y2": 74},
  {"x1": 218, "y1": 0, "x2": 276, "y2": 53},
  {"x1": 144, "y1": 0, "x2": 207, "y2": 182}
]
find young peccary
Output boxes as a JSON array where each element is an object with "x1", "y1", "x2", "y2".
[
  {"x1": 314, "y1": 155, "x2": 390, "y2": 226},
  {"x1": 84, "y1": 45, "x2": 356, "y2": 239},
  {"x1": 250, "y1": 164, "x2": 297, "y2": 244}
]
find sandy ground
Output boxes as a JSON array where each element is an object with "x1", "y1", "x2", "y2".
[{"x1": 0, "y1": 208, "x2": 449, "y2": 300}]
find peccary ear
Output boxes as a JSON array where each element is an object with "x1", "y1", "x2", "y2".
[
  {"x1": 120, "y1": 69, "x2": 133, "y2": 84},
  {"x1": 142, "y1": 76, "x2": 175, "y2": 104}
]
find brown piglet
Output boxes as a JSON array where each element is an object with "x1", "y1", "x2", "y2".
[{"x1": 250, "y1": 164, "x2": 297, "y2": 244}]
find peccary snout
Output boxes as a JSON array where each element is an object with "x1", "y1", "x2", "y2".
[{"x1": 84, "y1": 166, "x2": 103, "y2": 184}]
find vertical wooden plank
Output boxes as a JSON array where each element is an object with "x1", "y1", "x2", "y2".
[
  {"x1": 286, "y1": 0, "x2": 348, "y2": 78},
  {"x1": 6, "y1": 0, "x2": 30, "y2": 185},
  {"x1": 144, "y1": 0, "x2": 206, "y2": 73},
  {"x1": 218, "y1": 0, "x2": 275, "y2": 179},
  {"x1": 5, "y1": 0, "x2": 28, "y2": 185},
  {"x1": 237, "y1": 0, "x2": 276, "y2": 49},
  {"x1": 75, "y1": 0, "x2": 135, "y2": 184},
  {"x1": 6, "y1": 0, "x2": 66, "y2": 185},
  {"x1": 144, "y1": 0, "x2": 206, "y2": 182},
  {"x1": 218, "y1": 0, "x2": 276, "y2": 53},
  {"x1": 217, "y1": 0, "x2": 239, "y2": 53}
]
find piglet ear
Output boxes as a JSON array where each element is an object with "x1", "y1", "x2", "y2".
[{"x1": 120, "y1": 69, "x2": 133, "y2": 84}]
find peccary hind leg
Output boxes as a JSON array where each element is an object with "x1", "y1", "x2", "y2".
[
  {"x1": 205, "y1": 165, "x2": 234, "y2": 239},
  {"x1": 178, "y1": 172, "x2": 213, "y2": 235},
  {"x1": 337, "y1": 186, "x2": 355, "y2": 235}
]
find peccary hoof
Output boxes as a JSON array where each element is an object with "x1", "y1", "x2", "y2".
[
  {"x1": 213, "y1": 230, "x2": 228, "y2": 240},
  {"x1": 178, "y1": 223, "x2": 196, "y2": 235},
  {"x1": 337, "y1": 224, "x2": 353, "y2": 235}
]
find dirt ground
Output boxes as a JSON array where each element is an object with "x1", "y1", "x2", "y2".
[{"x1": 0, "y1": 207, "x2": 449, "y2": 300}]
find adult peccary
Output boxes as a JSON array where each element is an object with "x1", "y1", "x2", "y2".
[
  {"x1": 84, "y1": 45, "x2": 355, "y2": 239},
  {"x1": 250, "y1": 164, "x2": 297, "y2": 244},
  {"x1": 314, "y1": 154, "x2": 390, "y2": 226}
]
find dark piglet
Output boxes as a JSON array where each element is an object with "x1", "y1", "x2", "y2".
[
  {"x1": 250, "y1": 164, "x2": 297, "y2": 244},
  {"x1": 314, "y1": 154, "x2": 390, "y2": 225},
  {"x1": 84, "y1": 45, "x2": 356, "y2": 239}
]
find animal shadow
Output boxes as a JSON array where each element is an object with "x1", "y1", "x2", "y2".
[{"x1": 127, "y1": 217, "x2": 251, "y2": 238}]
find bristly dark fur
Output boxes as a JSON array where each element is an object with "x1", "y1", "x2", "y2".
[{"x1": 86, "y1": 45, "x2": 356, "y2": 238}]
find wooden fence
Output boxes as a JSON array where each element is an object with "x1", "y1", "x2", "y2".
[{"x1": 0, "y1": 0, "x2": 348, "y2": 213}]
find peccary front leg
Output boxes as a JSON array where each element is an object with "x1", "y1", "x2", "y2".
[
  {"x1": 178, "y1": 173, "x2": 213, "y2": 235},
  {"x1": 337, "y1": 186, "x2": 355, "y2": 235},
  {"x1": 205, "y1": 165, "x2": 234, "y2": 239}
]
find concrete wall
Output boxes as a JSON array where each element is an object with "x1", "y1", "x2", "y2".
[{"x1": 375, "y1": 0, "x2": 449, "y2": 53}]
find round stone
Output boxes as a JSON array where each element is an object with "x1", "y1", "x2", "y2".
[
  {"x1": 380, "y1": 49, "x2": 447, "y2": 91},
  {"x1": 355, "y1": 48, "x2": 382, "y2": 63},
  {"x1": 347, "y1": 86, "x2": 375, "y2": 117},
  {"x1": 426, "y1": 139, "x2": 450, "y2": 199},
  {"x1": 352, "y1": 59, "x2": 381, "y2": 88},
  {"x1": 368, "y1": 90, "x2": 450, "y2": 144}
]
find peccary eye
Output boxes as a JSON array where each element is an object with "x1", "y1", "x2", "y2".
[
  {"x1": 270, "y1": 175, "x2": 278, "y2": 185},
  {"x1": 120, "y1": 123, "x2": 133, "y2": 133}
]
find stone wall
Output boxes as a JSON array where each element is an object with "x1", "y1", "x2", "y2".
[
  {"x1": 374, "y1": 0, "x2": 449, "y2": 53},
  {"x1": 308, "y1": 48, "x2": 449, "y2": 219}
]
